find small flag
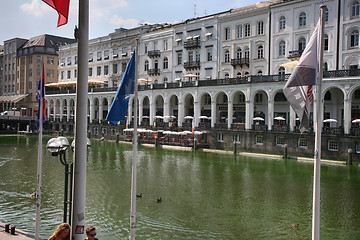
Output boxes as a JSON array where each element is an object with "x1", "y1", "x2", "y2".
[
  {"x1": 36, "y1": 63, "x2": 46, "y2": 129},
  {"x1": 106, "y1": 52, "x2": 136, "y2": 125},
  {"x1": 283, "y1": 20, "x2": 320, "y2": 132},
  {"x1": 42, "y1": 0, "x2": 70, "y2": 27}
]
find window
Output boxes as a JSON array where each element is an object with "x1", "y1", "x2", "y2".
[
  {"x1": 97, "y1": 52, "x2": 102, "y2": 61},
  {"x1": 104, "y1": 50, "x2": 109, "y2": 60},
  {"x1": 257, "y1": 70, "x2": 263, "y2": 75},
  {"x1": 144, "y1": 60, "x2": 149, "y2": 71},
  {"x1": 75, "y1": 56, "x2": 77, "y2": 64},
  {"x1": 154, "y1": 41, "x2": 158, "y2": 50},
  {"x1": 237, "y1": 72, "x2": 242, "y2": 78},
  {"x1": 245, "y1": 24, "x2": 251, "y2": 37},
  {"x1": 298, "y1": 138, "x2": 308, "y2": 148},
  {"x1": 234, "y1": 134, "x2": 241, "y2": 143},
  {"x1": 113, "y1": 64, "x2": 118, "y2": 74},
  {"x1": 88, "y1": 53, "x2": 93, "y2": 62},
  {"x1": 279, "y1": 16, "x2": 286, "y2": 31},
  {"x1": 328, "y1": 140, "x2": 339, "y2": 151},
  {"x1": 207, "y1": 48, "x2": 213, "y2": 61},
  {"x1": 37, "y1": 56, "x2": 41, "y2": 63},
  {"x1": 299, "y1": 12, "x2": 306, "y2": 27},
  {"x1": 89, "y1": 67, "x2": 93, "y2": 76},
  {"x1": 257, "y1": 45, "x2": 264, "y2": 59},
  {"x1": 323, "y1": 62, "x2": 328, "y2": 71},
  {"x1": 276, "y1": 136, "x2": 285, "y2": 146},
  {"x1": 217, "y1": 134, "x2": 224, "y2": 142},
  {"x1": 352, "y1": 1, "x2": 359, "y2": 18},
  {"x1": 177, "y1": 52, "x2": 182, "y2": 65},
  {"x1": 224, "y1": 50, "x2": 230, "y2": 63},
  {"x1": 163, "y1": 57, "x2": 168, "y2": 69},
  {"x1": 225, "y1": 27, "x2": 230, "y2": 40},
  {"x1": 225, "y1": 73, "x2": 230, "y2": 79},
  {"x1": 196, "y1": 50, "x2": 200, "y2": 62},
  {"x1": 67, "y1": 70, "x2": 71, "y2": 79},
  {"x1": 299, "y1": 37, "x2": 306, "y2": 52},
  {"x1": 244, "y1": 47, "x2": 250, "y2": 59},
  {"x1": 356, "y1": 142, "x2": 360, "y2": 153},
  {"x1": 255, "y1": 93, "x2": 263, "y2": 103},
  {"x1": 97, "y1": 66, "x2": 101, "y2": 76},
  {"x1": 61, "y1": 71, "x2": 64, "y2": 79},
  {"x1": 163, "y1": 77, "x2": 168, "y2": 82},
  {"x1": 279, "y1": 41, "x2": 286, "y2": 56},
  {"x1": 324, "y1": 8, "x2": 329, "y2": 23},
  {"x1": 144, "y1": 44, "x2": 148, "y2": 54},
  {"x1": 36, "y1": 68, "x2": 40, "y2": 76},
  {"x1": 255, "y1": 135, "x2": 263, "y2": 144},
  {"x1": 237, "y1": 25, "x2": 242, "y2": 38},
  {"x1": 351, "y1": 30, "x2": 359, "y2": 47},
  {"x1": 104, "y1": 65, "x2": 109, "y2": 75},
  {"x1": 257, "y1": 21, "x2": 264, "y2": 35},
  {"x1": 236, "y1": 48, "x2": 242, "y2": 59},
  {"x1": 163, "y1": 40, "x2": 168, "y2": 50},
  {"x1": 279, "y1": 66, "x2": 285, "y2": 75},
  {"x1": 324, "y1": 34, "x2": 329, "y2": 51}
]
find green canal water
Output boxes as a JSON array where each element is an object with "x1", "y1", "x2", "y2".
[{"x1": 0, "y1": 135, "x2": 359, "y2": 239}]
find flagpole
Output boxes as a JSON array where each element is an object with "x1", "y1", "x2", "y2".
[
  {"x1": 312, "y1": 5, "x2": 325, "y2": 240},
  {"x1": 130, "y1": 40, "x2": 139, "y2": 240},
  {"x1": 35, "y1": 60, "x2": 44, "y2": 240}
]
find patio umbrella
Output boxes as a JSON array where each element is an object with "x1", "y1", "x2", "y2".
[
  {"x1": 154, "y1": 116, "x2": 164, "y2": 119},
  {"x1": 184, "y1": 116, "x2": 194, "y2": 119},
  {"x1": 352, "y1": 119, "x2": 360, "y2": 123},
  {"x1": 323, "y1": 119, "x2": 337, "y2": 123},
  {"x1": 184, "y1": 74, "x2": 198, "y2": 78},
  {"x1": 253, "y1": 117, "x2": 265, "y2": 121},
  {"x1": 274, "y1": 116, "x2": 286, "y2": 121},
  {"x1": 199, "y1": 116, "x2": 210, "y2": 119}
]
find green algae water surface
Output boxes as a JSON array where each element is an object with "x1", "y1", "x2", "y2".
[{"x1": 0, "y1": 135, "x2": 359, "y2": 239}]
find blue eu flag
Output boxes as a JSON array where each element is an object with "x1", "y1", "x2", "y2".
[{"x1": 106, "y1": 52, "x2": 135, "y2": 125}]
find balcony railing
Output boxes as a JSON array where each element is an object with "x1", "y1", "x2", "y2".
[
  {"x1": 184, "y1": 61, "x2": 200, "y2": 70},
  {"x1": 231, "y1": 58, "x2": 250, "y2": 68},
  {"x1": 251, "y1": 74, "x2": 290, "y2": 83},
  {"x1": 147, "y1": 68, "x2": 160, "y2": 76},
  {"x1": 184, "y1": 39, "x2": 201, "y2": 49},
  {"x1": 147, "y1": 50, "x2": 160, "y2": 58}
]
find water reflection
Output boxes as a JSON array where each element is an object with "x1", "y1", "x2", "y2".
[{"x1": 0, "y1": 136, "x2": 359, "y2": 239}]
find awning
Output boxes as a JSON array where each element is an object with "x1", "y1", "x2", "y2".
[
  {"x1": 46, "y1": 80, "x2": 106, "y2": 87},
  {"x1": 0, "y1": 94, "x2": 28, "y2": 103}
]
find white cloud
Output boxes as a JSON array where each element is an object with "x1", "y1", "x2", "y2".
[
  {"x1": 20, "y1": 0, "x2": 51, "y2": 17},
  {"x1": 109, "y1": 15, "x2": 138, "y2": 28},
  {"x1": 90, "y1": 0, "x2": 128, "y2": 18}
]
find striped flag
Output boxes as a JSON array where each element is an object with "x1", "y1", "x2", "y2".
[{"x1": 283, "y1": 20, "x2": 320, "y2": 132}]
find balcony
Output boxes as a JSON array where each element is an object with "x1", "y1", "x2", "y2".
[
  {"x1": 184, "y1": 39, "x2": 201, "y2": 49},
  {"x1": 288, "y1": 50, "x2": 303, "y2": 59},
  {"x1": 147, "y1": 68, "x2": 160, "y2": 76},
  {"x1": 231, "y1": 58, "x2": 250, "y2": 68},
  {"x1": 184, "y1": 61, "x2": 200, "y2": 70},
  {"x1": 147, "y1": 50, "x2": 160, "y2": 58}
]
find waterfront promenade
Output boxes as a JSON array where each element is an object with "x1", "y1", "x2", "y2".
[{"x1": 0, "y1": 222, "x2": 35, "y2": 240}]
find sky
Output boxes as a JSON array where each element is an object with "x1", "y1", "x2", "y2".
[{"x1": 0, "y1": 0, "x2": 260, "y2": 45}]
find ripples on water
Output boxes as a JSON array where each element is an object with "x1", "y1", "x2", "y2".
[{"x1": 0, "y1": 136, "x2": 360, "y2": 239}]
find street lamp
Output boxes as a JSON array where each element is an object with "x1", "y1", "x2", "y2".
[{"x1": 46, "y1": 136, "x2": 91, "y2": 225}]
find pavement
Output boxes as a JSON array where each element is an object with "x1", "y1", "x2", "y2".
[{"x1": 0, "y1": 222, "x2": 35, "y2": 240}]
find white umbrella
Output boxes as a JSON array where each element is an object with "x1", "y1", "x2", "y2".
[
  {"x1": 142, "y1": 116, "x2": 149, "y2": 119},
  {"x1": 280, "y1": 60, "x2": 298, "y2": 68},
  {"x1": 123, "y1": 128, "x2": 134, "y2": 132},
  {"x1": 184, "y1": 74, "x2": 198, "y2": 78},
  {"x1": 154, "y1": 116, "x2": 163, "y2": 119},
  {"x1": 352, "y1": 119, "x2": 360, "y2": 123},
  {"x1": 274, "y1": 116, "x2": 286, "y2": 121},
  {"x1": 199, "y1": 116, "x2": 210, "y2": 119},
  {"x1": 181, "y1": 131, "x2": 192, "y2": 135},
  {"x1": 323, "y1": 119, "x2": 337, "y2": 123},
  {"x1": 184, "y1": 116, "x2": 194, "y2": 119},
  {"x1": 253, "y1": 117, "x2": 265, "y2": 121}
]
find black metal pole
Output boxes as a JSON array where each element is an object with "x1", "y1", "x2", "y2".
[{"x1": 63, "y1": 154, "x2": 69, "y2": 223}]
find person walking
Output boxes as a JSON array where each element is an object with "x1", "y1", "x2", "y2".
[{"x1": 48, "y1": 223, "x2": 70, "y2": 240}]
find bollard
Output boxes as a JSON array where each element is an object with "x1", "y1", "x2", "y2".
[
  {"x1": 348, "y1": 148, "x2": 353, "y2": 165},
  {"x1": 11, "y1": 225, "x2": 16, "y2": 235},
  {"x1": 233, "y1": 141, "x2": 237, "y2": 154},
  {"x1": 5, "y1": 223, "x2": 10, "y2": 232},
  {"x1": 116, "y1": 132, "x2": 120, "y2": 143},
  {"x1": 284, "y1": 144, "x2": 288, "y2": 159}
]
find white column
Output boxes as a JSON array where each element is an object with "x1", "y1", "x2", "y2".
[
  {"x1": 60, "y1": 99, "x2": 64, "y2": 121},
  {"x1": 138, "y1": 101, "x2": 143, "y2": 126},
  {"x1": 53, "y1": 101, "x2": 57, "y2": 121},
  {"x1": 47, "y1": 100, "x2": 51, "y2": 120},
  {"x1": 89, "y1": 98, "x2": 95, "y2": 123},
  {"x1": 127, "y1": 98, "x2": 133, "y2": 125},
  {"x1": 66, "y1": 99, "x2": 71, "y2": 122},
  {"x1": 245, "y1": 100, "x2": 254, "y2": 130},
  {"x1": 178, "y1": 101, "x2": 184, "y2": 127},
  {"x1": 344, "y1": 97, "x2": 352, "y2": 134},
  {"x1": 227, "y1": 100, "x2": 233, "y2": 129},
  {"x1": 149, "y1": 99, "x2": 156, "y2": 126},
  {"x1": 211, "y1": 100, "x2": 216, "y2": 128},
  {"x1": 164, "y1": 100, "x2": 170, "y2": 120},
  {"x1": 289, "y1": 106, "x2": 296, "y2": 132},
  {"x1": 194, "y1": 100, "x2": 201, "y2": 127},
  {"x1": 99, "y1": 98, "x2": 104, "y2": 120},
  {"x1": 267, "y1": 99, "x2": 274, "y2": 131}
]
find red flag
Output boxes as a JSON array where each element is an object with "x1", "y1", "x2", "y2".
[{"x1": 42, "y1": 0, "x2": 70, "y2": 27}]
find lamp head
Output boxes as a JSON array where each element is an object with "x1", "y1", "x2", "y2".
[
  {"x1": 71, "y1": 138, "x2": 91, "y2": 152},
  {"x1": 46, "y1": 137, "x2": 63, "y2": 156}
]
